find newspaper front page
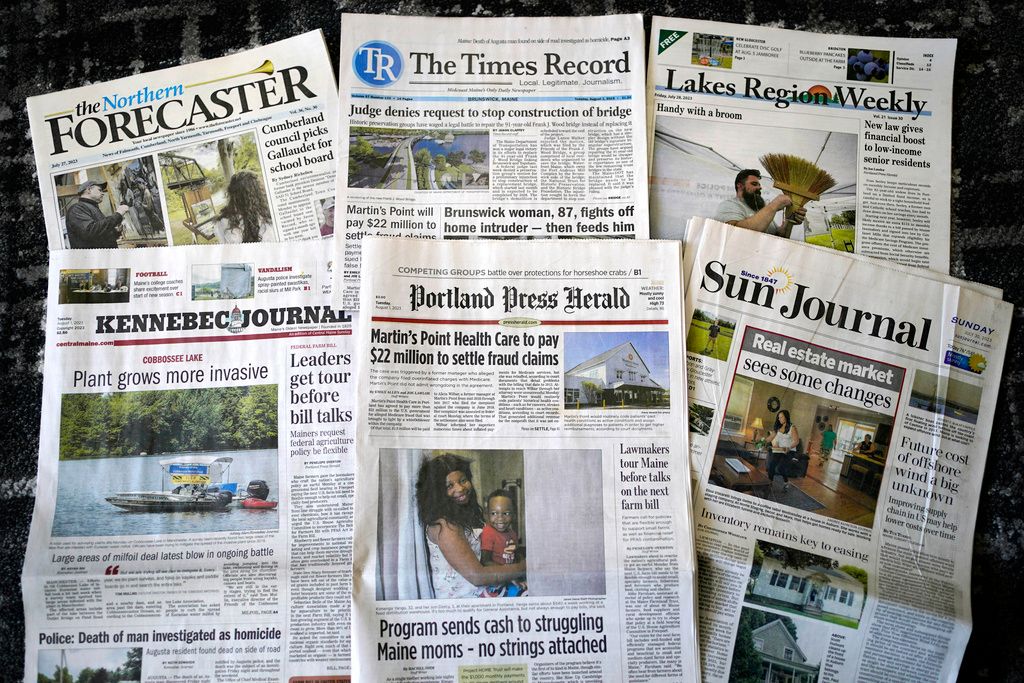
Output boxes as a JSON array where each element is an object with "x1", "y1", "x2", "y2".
[
  {"x1": 23, "y1": 243, "x2": 355, "y2": 682},
  {"x1": 352, "y1": 237, "x2": 698, "y2": 681},
  {"x1": 647, "y1": 18, "x2": 955, "y2": 272},
  {"x1": 336, "y1": 14, "x2": 650, "y2": 308},
  {"x1": 28, "y1": 31, "x2": 339, "y2": 251},
  {"x1": 681, "y1": 218, "x2": 1010, "y2": 682}
]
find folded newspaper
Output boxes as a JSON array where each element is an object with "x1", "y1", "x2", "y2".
[
  {"x1": 681, "y1": 218, "x2": 1010, "y2": 682},
  {"x1": 28, "y1": 31, "x2": 339, "y2": 251},
  {"x1": 352, "y1": 236, "x2": 699, "y2": 680},
  {"x1": 335, "y1": 13, "x2": 651, "y2": 308},
  {"x1": 23, "y1": 243, "x2": 354, "y2": 681},
  {"x1": 647, "y1": 18, "x2": 956, "y2": 272}
]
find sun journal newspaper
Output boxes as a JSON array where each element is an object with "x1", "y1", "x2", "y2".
[{"x1": 681, "y1": 218, "x2": 1010, "y2": 682}]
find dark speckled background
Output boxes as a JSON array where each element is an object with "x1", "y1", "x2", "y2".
[{"x1": 2, "y1": 2, "x2": 1022, "y2": 681}]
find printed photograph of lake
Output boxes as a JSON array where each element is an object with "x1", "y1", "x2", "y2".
[{"x1": 54, "y1": 385, "x2": 280, "y2": 537}]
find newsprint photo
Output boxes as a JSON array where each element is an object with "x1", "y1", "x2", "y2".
[
  {"x1": 352, "y1": 237, "x2": 699, "y2": 681},
  {"x1": 336, "y1": 14, "x2": 651, "y2": 307},
  {"x1": 682, "y1": 218, "x2": 1010, "y2": 682},
  {"x1": 27, "y1": 31, "x2": 339, "y2": 251},
  {"x1": 23, "y1": 243, "x2": 356, "y2": 681}
]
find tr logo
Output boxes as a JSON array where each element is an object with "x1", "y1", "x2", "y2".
[{"x1": 353, "y1": 41, "x2": 403, "y2": 87}]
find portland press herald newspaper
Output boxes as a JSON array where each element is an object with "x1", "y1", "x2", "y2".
[
  {"x1": 336, "y1": 14, "x2": 650, "y2": 308},
  {"x1": 28, "y1": 31, "x2": 339, "y2": 251},
  {"x1": 23, "y1": 243, "x2": 355, "y2": 682},
  {"x1": 682, "y1": 218, "x2": 1010, "y2": 682},
  {"x1": 352, "y1": 237, "x2": 698, "y2": 681},
  {"x1": 647, "y1": 18, "x2": 955, "y2": 272}
]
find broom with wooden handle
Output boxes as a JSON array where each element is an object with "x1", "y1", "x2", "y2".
[{"x1": 759, "y1": 153, "x2": 837, "y2": 233}]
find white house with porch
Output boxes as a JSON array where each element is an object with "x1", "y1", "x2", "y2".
[
  {"x1": 751, "y1": 619, "x2": 820, "y2": 683},
  {"x1": 564, "y1": 341, "x2": 666, "y2": 407},
  {"x1": 749, "y1": 556, "x2": 865, "y2": 624}
]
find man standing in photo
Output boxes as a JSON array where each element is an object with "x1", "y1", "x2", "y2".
[
  {"x1": 714, "y1": 169, "x2": 806, "y2": 237},
  {"x1": 65, "y1": 180, "x2": 129, "y2": 249}
]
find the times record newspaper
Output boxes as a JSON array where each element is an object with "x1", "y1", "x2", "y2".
[
  {"x1": 352, "y1": 237, "x2": 698, "y2": 681},
  {"x1": 647, "y1": 18, "x2": 955, "y2": 273},
  {"x1": 682, "y1": 218, "x2": 1010, "y2": 682},
  {"x1": 27, "y1": 31, "x2": 339, "y2": 251},
  {"x1": 336, "y1": 14, "x2": 651, "y2": 308},
  {"x1": 23, "y1": 243, "x2": 355, "y2": 681}
]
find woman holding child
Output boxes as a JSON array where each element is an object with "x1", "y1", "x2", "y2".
[{"x1": 415, "y1": 454, "x2": 526, "y2": 598}]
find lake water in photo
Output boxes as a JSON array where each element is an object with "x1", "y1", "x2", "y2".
[{"x1": 53, "y1": 449, "x2": 279, "y2": 537}]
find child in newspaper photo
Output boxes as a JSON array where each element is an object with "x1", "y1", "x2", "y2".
[
  {"x1": 415, "y1": 454, "x2": 526, "y2": 598},
  {"x1": 480, "y1": 489, "x2": 528, "y2": 597}
]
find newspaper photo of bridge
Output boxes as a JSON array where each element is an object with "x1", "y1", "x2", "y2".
[{"x1": 348, "y1": 127, "x2": 489, "y2": 191}]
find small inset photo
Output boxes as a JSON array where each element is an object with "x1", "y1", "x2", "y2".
[
  {"x1": 691, "y1": 33, "x2": 734, "y2": 68},
  {"x1": 909, "y1": 369, "x2": 982, "y2": 425},
  {"x1": 58, "y1": 268, "x2": 130, "y2": 305},
  {"x1": 687, "y1": 310, "x2": 736, "y2": 361},
  {"x1": 348, "y1": 127, "x2": 489, "y2": 190},
  {"x1": 38, "y1": 646, "x2": 142, "y2": 683},
  {"x1": 729, "y1": 607, "x2": 828, "y2": 682},
  {"x1": 688, "y1": 402, "x2": 715, "y2": 436},
  {"x1": 54, "y1": 156, "x2": 168, "y2": 249},
  {"x1": 159, "y1": 132, "x2": 276, "y2": 245},
  {"x1": 745, "y1": 539, "x2": 867, "y2": 628},
  {"x1": 846, "y1": 49, "x2": 891, "y2": 83},
  {"x1": 315, "y1": 195, "x2": 335, "y2": 237},
  {"x1": 191, "y1": 263, "x2": 255, "y2": 301},
  {"x1": 376, "y1": 448, "x2": 605, "y2": 600},
  {"x1": 564, "y1": 331, "x2": 670, "y2": 410}
]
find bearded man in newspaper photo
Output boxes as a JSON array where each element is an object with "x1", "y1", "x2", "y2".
[
  {"x1": 65, "y1": 180, "x2": 129, "y2": 249},
  {"x1": 714, "y1": 169, "x2": 805, "y2": 238}
]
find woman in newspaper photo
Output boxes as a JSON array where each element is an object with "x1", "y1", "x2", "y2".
[
  {"x1": 415, "y1": 454, "x2": 526, "y2": 598},
  {"x1": 213, "y1": 170, "x2": 273, "y2": 243},
  {"x1": 767, "y1": 409, "x2": 801, "y2": 491}
]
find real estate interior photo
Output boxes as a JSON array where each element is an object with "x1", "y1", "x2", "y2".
[{"x1": 709, "y1": 374, "x2": 894, "y2": 528}]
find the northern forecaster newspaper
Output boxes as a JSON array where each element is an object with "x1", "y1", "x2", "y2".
[
  {"x1": 28, "y1": 31, "x2": 339, "y2": 251},
  {"x1": 336, "y1": 14, "x2": 650, "y2": 308},
  {"x1": 647, "y1": 18, "x2": 955, "y2": 272},
  {"x1": 682, "y1": 218, "x2": 1010, "y2": 682},
  {"x1": 23, "y1": 243, "x2": 355, "y2": 682},
  {"x1": 352, "y1": 237, "x2": 698, "y2": 681}
]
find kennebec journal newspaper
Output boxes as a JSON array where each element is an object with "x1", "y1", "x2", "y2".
[{"x1": 23, "y1": 243, "x2": 357, "y2": 681}]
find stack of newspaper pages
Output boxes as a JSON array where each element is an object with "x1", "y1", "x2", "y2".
[{"x1": 19, "y1": 11, "x2": 1012, "y2": 683}]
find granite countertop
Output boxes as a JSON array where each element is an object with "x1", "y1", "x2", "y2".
[{"x1": 2, "y1": 2, "x2": 1021, "y2": 681}]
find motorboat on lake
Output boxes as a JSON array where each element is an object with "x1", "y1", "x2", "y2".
[{"x1": 106, "y1": 455, "x2": 268, "y2": 512}]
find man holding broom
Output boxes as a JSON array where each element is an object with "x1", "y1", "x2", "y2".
[{"x1": 714, "y1": 169, "x2": 806, "y2": 238}]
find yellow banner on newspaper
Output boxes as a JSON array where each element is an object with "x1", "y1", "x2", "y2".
[{"x1": 171, "y1": 474, "x2": 210, "y2": 485}]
